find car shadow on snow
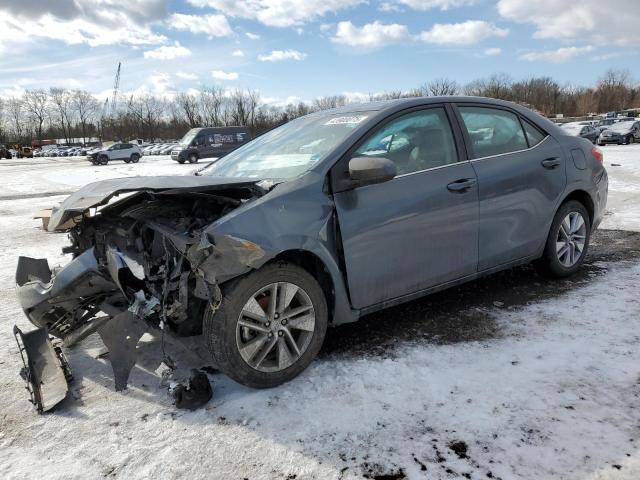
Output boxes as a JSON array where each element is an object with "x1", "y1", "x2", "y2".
[
  {"x1": 61, "y1": 229, "x2": 640, "y2": 404},
  {"x1": 320, "y1": 229, "x2": 640, "y2": 358},
  {"x1": 56, "y1": 229, "x2": 640, "y2": 408}
]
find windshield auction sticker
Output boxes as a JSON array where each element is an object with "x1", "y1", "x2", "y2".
[{"x1": 325, "y1": 115, "x2": 368, "y2": 125}]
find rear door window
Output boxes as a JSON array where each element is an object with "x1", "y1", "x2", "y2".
[{"x1": 458, "y1": 106, "x2": 529, "y2": 159}]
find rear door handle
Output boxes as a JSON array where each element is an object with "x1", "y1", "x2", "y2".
[
  {"x1": 541, "y1": 157, "x2": 561, "y2": 169},
  {"x1": 447, "y1": 178, "x2": 477, "y2": 193}
]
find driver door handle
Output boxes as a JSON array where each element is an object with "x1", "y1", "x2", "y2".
[
  {"x1": 447, "y1": 178, "x2": 477, "y2": 193},
  {"x1": 541, "y1": 157, "x2": 561, "y2": 169}
]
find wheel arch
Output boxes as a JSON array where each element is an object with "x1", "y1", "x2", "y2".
[
  {"x1": 273, "y1": 249, "x2": 336, "y2": 324},
  {"x1": 560, "y1": 189, "x2": 594, "y2": 226}
]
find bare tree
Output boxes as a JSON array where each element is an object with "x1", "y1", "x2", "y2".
[
  {"x1": 229, "y1": 89, "x2": 260, "y2": 127},
  {"x1": 22, "y1": 89, "x2": 49, "y2": 143},
  {"x1": 313, "y1": 95, "x2": 347, "y2": 111},
  {"x1": 7, "y1": 97, "x2": 24, "y2": 140},
  {"x1": 175, "y1": 92, "x2": 201, "y2": 127},
  {"x1": 71, "y1": 90, "x2": 99, "y2": 144},
  {"x1": 597, "y1": 69, "x2": 632, "y2": 112},
  {"x1": 49, "y1": 88, "x2": 74, "y2": 144},
  {"x1": 200, "y1": 86, "x2": 226, "y2": 126},
  {"x1": 424, "y1": 78, "x2": 458, "y2": 96},
  {"x1": 0, "y1": 98, "x2": 4, "y2": 140},
  {"x1": 127, "y1": 94, "x2": 166, "y2": 140}
]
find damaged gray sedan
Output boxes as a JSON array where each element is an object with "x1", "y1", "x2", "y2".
[{"x1": 15, "y1": 97, "x2": 608, "y2": 411}]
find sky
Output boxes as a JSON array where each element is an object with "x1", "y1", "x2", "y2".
[{"x1": 0, "y1": 0, "x2": 639, "y2": 106}]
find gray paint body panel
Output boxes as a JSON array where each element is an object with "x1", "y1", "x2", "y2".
[
  {"x1": 25, "y1": 96, "x2": 609, "y2": 328},
  {"x1": 334, "y1": 161, "x2": 479, "y2": 309},
  {"x1": 471, "y1": 136, "x2": 568, "y2": 270}
]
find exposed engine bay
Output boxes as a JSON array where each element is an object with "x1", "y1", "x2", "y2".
[{"x1": 14, "y1": 177, "x2": 270, "y2": 411}]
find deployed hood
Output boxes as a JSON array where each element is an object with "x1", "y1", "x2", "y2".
[{"x1": 48, "y1": 175, "x2": 260, "y2": 232}]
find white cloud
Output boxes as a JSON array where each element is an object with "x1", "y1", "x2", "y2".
[
  {"x1": 418, "y1": 20, "x2": 509, "y2": 45},
  {"x1": 0, "y1": 1, "x2": 167, "y2": 47},
  {"x1": 232, "y1": 49, "x2": 245, "y2": 57},
  {"x1": 258, "y1": 49, "x2": 307, "y2": 62},
  {"x1": 331, "y1": 21, "x2": 410, "y2": 48},
  {"x1": 484, "y1": 47, "x2": 502, "y2": 56},
  {"x1": 148, "y1": 73, "x2": 175, "y2": 96},
  {"x1": 212, "y1": 70, "x2": 239, "y2": 80},
  {"x1": 246, "y1": 32, "x2": 260, "y2": 40},
  {"x1": 520, "y1": 46, "x2": 594, "y2": 63},
  {"x1": 168, "y1": 13, "x2": 233, "y2": 37},
  {"x1": 144, "y1": 42, "x2": 192, "y2": 60},
  {"x1": 176, "y1": 72, "x2": 199, "y2": 80},
  {"x1": 388, "y1": 0, "x2": 475, "y2": 10},
  {"x1": 497, "y1": 0, "x2": 640, "y2": 46},
  {"x1": 342, "y1": 91, "x2": 371, "y2": 103},
  {"x1": 331, "y1": 20, "x2": 507, "y2": 49},
  {"x1": 187, "y1": 0, "x2": 365, "y2": 27},
  {"x1": 262, "y1": 95, "x2": 307, "y2": 107}
]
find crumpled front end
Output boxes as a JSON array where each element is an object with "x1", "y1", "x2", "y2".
[{"x1": 15, "y1": 179, "x2": 270, "y2": 410}]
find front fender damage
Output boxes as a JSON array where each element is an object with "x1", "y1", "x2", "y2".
[{"x1": 14, "y1": 183, "x2": 270, "y2": 411}]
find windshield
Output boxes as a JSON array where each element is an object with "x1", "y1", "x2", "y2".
[
  {"x1": 609, "y1": 122, "x2": 633, "y2": 132},
  {"x1": 179, "y1": 128, "x2": 201, "y2": 146},
  {"x1": 201, "y1": 112, "x2": 372, "y2": 180}
]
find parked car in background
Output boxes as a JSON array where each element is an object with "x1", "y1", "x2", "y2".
[
  {"x1": 160, "y1": 143, "x2": 177, "y2": 155},
  {"x1": 561, "y1": 122, "x2": 599, "y2": 143},
  {"x1": 595, "y1": 117, "x2": 635, "y2": 133},
  {"x1": 171, "y1": 126, "x2": 251, "y2": 163},
  {"x1": 17, "y1": 97, "x2": 608, "y2": 396},
  {"x1": 86, "y1": 143, "x2": 142, "y2": 165},
  {"x1": 598, "y1": 120, "x2": 640, "y2": 145},
  {"x1": 0, "y1": 144, "x2": 12, "y2": 159},
  {"x1": 16, "y1": 146, "x2": 33, "y2": 158}
]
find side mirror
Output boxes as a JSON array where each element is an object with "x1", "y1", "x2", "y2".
[{"x1": 348, "y1": 156, "x2": 397, "y2": 187}]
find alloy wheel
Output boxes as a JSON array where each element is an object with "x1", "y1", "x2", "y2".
[
  {"x1": 556, "y1": 211, "x2": 587, "y2": 267},
  {"x1": 235, "y1": 282, "x2": 316, "y2": 373}
]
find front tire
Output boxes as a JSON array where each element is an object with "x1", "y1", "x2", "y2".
[
  {"x1": 98, "y1": 154, "x2": 109, "y2": 165},
  {"x1": 534, "y1": 200, "x2": 591, "y2": 278},
  {"x1": 130, "y1": 153, "x2": 140, "y2": 163},
  {"x1": 203, "y1": 262, "x2": 328, "y2": 388},
  {"x1": 188, "y1": 154, "x2": 198, "y2": 164}
]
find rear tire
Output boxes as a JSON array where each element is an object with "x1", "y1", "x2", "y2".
[
  {"x1": 203, "y1": 261, "x2": 328, "y2": 388},
  {"x1": 534, "y1": 200, "x2": 591, "y2": 278}
]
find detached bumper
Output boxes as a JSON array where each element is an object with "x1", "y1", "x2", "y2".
[{"x1": 15, "y1": 248, "x2": 118, "y2": 335}]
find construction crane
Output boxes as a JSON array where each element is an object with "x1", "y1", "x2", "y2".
[{"x1": 110, "y1": 62, "x2": 121, "y2": 117}]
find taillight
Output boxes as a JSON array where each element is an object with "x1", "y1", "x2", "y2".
[{"x1": 591, "y1": 146, "x2": 603, "y2": 163}]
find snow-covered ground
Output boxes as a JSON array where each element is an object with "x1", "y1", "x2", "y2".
[{"x1": 0, "y1": 147, "x2": 639, "y2": 480}]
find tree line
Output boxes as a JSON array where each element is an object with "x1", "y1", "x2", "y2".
[{"x1": 0, "y1": 69, "x2": 637, "y2": 146}]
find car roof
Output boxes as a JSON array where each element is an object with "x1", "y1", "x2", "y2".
[{"x1": 304, "y1": 95, "x2": 565, "y2": 136}]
